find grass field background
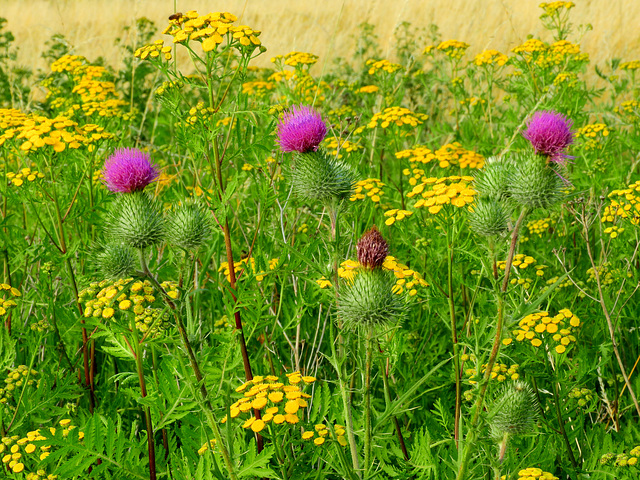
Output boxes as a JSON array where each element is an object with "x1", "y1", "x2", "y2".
[{"x1": 4, "y1": 0, "x2": 640, "y2": 74}]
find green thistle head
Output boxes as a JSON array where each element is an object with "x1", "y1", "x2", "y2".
[
  {"x1": 337, "y1": 268, "x2": 405, "y2": 331},
  {"x1": 490, "y1": 380, "x2": 540, "y2": 440},
  {"x1": 167, "y1": 201, "x2": 212, "y2": 250},
  {"x1": 108, "y1": 191, "x2": 165, "y2": 249},
  {"x1": 508, "y1": 151, "x2": 565, "y2": 210},
  {"x1": 291, "y1": 150, "x2": 356, "y2": 205},
  {"x1": 96, "y1": 243, "x2": 138, "y2": 279},
  {"x1": 468, "y1": 197, "x2": 510, "y2": 237},
  {"x1": 474, "y1": 156, "x2": 515, "y2": 201}
]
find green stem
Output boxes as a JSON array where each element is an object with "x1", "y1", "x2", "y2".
[
  {"x1": 270, "y1": 424, "x2": 289, "y2": 480},
  {"x1": 363, "y1": 326, "x2": 374, "y2": 477},
  {"x1": 552, "y1": 381, "x2": 578, "y2": 469},
  {"x1": 447, "y1": 236, "x2": 461, "y2": 447},
  {"x1": 380, "y1": 356, "x2": 409, "y2": 461},
  {"x1": 334, "y1": 336, "x2": 361, "y2": 476},
  {"x1": 138, "y1": 251, "x2": 238, "y2": 479},
  {"x1": 456, "y1": 207, "x2": 528, "y2": 480},
  {"x1": 131, "y1": 323, "x2": 157, "y2": 480}
]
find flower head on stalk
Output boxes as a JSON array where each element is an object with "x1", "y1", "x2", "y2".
[
  {"x1": 103, "y1": 148, "x2": 160, "y2": 193},
  {"x1": 522, "y1": 110, "x2": 574, "y2": 164},
  {"x1": 277, "y1": 105, "x2": 327, "y2": 153},
  {"x1": 357, "y1": 226, "x2": 389, "y2": 269}
]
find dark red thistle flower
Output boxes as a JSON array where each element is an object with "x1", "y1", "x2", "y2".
[
  {"x1": 276, "y1": 105, "x2": 327, "y2": 153},
  {"x1": 357, "y1": 226, "x2": 389, "y2": 269},
  {"x1": 103, "y1": 148, "x2": 160, "y2": 193},
  {"x1": 522, "y1": 110, "x2": 574, "y2": 164}
]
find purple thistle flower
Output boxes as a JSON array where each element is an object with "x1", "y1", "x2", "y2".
[
  {"x1": 522, "y1": 110, "x2": 574, "y2": 164},
  {"x1": 103, "y1": 148, "x2": 160, "y2": 193},
  {"x1": 277, "y1": 105, "x2": 327, "y2": 153}
]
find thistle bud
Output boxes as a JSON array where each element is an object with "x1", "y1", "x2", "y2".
[
  {"x1": 490, "y1": 381, "x2": 540, "y2": 440},
  {"x1": 474, "y1": 156, "x2": 515, "y2": 201},
  {"x1": 508, "y1": 152, "x2": 565, "y2": 210},
  {"x1": 468, "y1": 198, "x2": 510, "y2": 237},
  {"x1": 337, "y1": 269, "x2": 405, "y2": 331},
  {"x1": 357, "y1": 226, "x2": 389, "y2": 269},
  {"x1": 167, "y1": 201, "x2": 211, "y2": 250},
  {"x1": 97, "y1": 243, "x2": 138, "y2": 279},
  {"x1": 291, "y1": 150, "x2": 356, "y2": 205},
  {"x1": 108, "y1": 191, "x2": 164, "y2": 249}
]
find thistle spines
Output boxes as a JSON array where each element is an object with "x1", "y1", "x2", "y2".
[
  {"x1": 167, "y1": 200, "x2": 211, "y2": 250},
  {"x1": 108, "y1": 191, "x2": 165, "y2": 249},
  {"x1": 291, "y1": 150, "x2": 356, "y2": 205}
]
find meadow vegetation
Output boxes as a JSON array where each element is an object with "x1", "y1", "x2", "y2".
[{"x1": 0, "y1": 2, "x2": 640, "y2": 479}]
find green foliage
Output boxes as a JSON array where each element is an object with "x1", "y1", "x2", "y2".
[{"x1": 0, "y1": 3, "x2": 639, "y2": 480}]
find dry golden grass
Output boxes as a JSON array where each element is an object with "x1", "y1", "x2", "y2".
[{"x1": 3, "y1": 0, "x2": 640, "y2": 74}]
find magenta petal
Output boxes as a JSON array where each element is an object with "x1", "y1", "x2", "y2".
[
  {"x1": 276, "y1": 105, "x2": 328, "y2": 153},
  {"x1": 103, "y1": 148, "x2": 160, "y2": 193},
  {"x1": 522, "y1": 110, "x2": 574, "y2": 164}
]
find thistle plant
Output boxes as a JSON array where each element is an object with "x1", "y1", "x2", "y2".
[
  {"x1": 337, "y1": 227, "x2": 406, "y2": 477},
  {"x1": 489, "y1": 381, "x2": 540, "y2": 464},
  {"x1": 278, "y1": 105, "x2": 356, "y2": 210}
]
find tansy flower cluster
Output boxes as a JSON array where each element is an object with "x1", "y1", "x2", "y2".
[
  {"x1": 526, "y1": 217, "x2": 555, "y2": 237},
  {"x1": 0, "y1": 109, "x2": 113, "y2": 152},
  {"x1": 0, "y1": 283, "x2": 21, "y2": 317},
  {"x1": 396, "y1": 143, "x2": 485, "y2": 174},
  {"x1": 47, "y1": 56, "x2": 131, "y2": 120},
  {"x1": 0, "y1": 366, "x2": 38, "y2": 406},
  {"x1": 568, "y1": 387, "x2": 595, "y2": 408},
  {"x1": 367, "y1": 107, "x2": 428, "y2": 129},
  {"x1": 219, "y1": 257, "x2": 280, "y2": 283},
  {"x1": 462, "y1": 356, "x2": 520, "y2": 384},
  {"x1": 268, "y1": 69, "x2": 296, "y2": 83},
  {"x1": 498, "y1": 254, "x2": 546, "y2": 276},
  {"x1": 301, "y1": 423, "x2": 348, "y2": 447},
  {"x1": 553, "y1": 71, "x2": 578, "y2": 87},
  {"x1": 586, "y1": 263, "x2": 631, "y2": 287},
  {"x1": 134, "y1": 40, "x2": 173, "y2": 61},
  {"x1": 271, "y1": 51, "x2": 319, "y2": 67},
  {"x1": 357, "y1": 85, "x2": 379, "y2": 94},
  {"x1": 473, "y1": 49, "x2": 508, "y2": 67},
  {"x1": 603, "y1": 225, "x2": 624, "y2": 238},
  {"x1": 616, "y1": 100, "x2": 640, "y2": 123},
  {"x1": 159, "y1": 11, "x2": 261, "y2": 53},
  {"x1": 221, "y1": 373, "x2": 316, "y2": 431},
  {"x1": 407, "y1": 176, "x2": 477, "y2": 214},
  {"x1": 601, "y1": 180, "x2": 640, "y2": 227},
  {"x1": 498, "y1": 253, "x2": 547, "y2": 290},
  {"x1": 323, "y1": 136, "x2": 363, "y2": 158},
  {"x1": 432, "y1": 40, "x2": 470, "y2": 60},
  {"x1": 384, "y1": 209, "x2": 413, "y2": 226},
  {"x1": 182, "y1": 102, "x2": 216, "y2": 127},
  {"x1": 197, "y1": 439, "x2": 216, "y2": 455},
  {"x1": 242, "y1": 81, "x2": 275, "y2": 96},
  {"x1": 620, "y1": 60, "x2": 640, "y2": 70},
  {"x1": 366, "y1": 59, "x2": 403, "y2": 75},
  {"x1": 501, "y1": 467, "x2": 559, "y2": 480},
  {"x1": 539, "y1": 1, "x2": 575, "y2": 16},
  {"x1": 512, "y1": 39, "x2": 547, "y2": 56},
  {"x1": 79, "y1": 279, "x2": 179, "y2": 336},
  {"x1": 317, "y1": 256, "x2": 428, "y2": 295},
  {"x1": 512, "y1": 39, "x2": 588, "y2": 68},
  {"x1": 505, "y1": 308, "x2": 580, "y2": 354},
  {"x1": 600, "y1": 445, "x2": 640, "y2": 467},
  {"x1": 50, "y1": 54, "x2": 86, "y2": 73},
  {"x1": 0, "y1": 419, "x2": 83, "y2": 477},
  {"x1": 350, "y1": 178, "x2": 385, "y2": 204}
]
